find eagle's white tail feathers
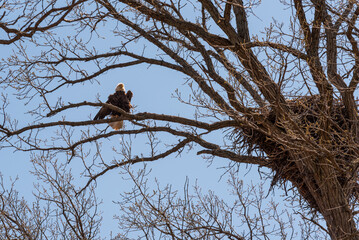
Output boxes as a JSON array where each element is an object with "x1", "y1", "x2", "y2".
[{"x1": 109, "y1": 115, "x2": 124, "y2": 130}]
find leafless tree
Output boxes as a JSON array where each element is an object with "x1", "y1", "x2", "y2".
[
  {"x1": 0, "y1": 157, "x2": 101, "y2": 239},
  {"x1": 0, "y1": 0, "x2": 358, "y2": 239}
]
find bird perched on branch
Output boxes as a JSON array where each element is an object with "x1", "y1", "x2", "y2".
[{"x1": 94, "y1": 83, "x2": 133, "y2": 130}]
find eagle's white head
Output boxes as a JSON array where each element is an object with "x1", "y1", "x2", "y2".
[{"x1": 115, "y1": 83, "x2": 125, "y2": 92}]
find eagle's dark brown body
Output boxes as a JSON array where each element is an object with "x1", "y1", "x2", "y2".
[
  {"x1": 94, "y1": 90, "x2": 133, "y2": 120},
  {"x1": 94, "y1": 86, "x2": 133, "y2": 130}
]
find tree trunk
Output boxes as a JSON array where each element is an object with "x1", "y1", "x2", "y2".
[
  {"x1": 296, "y1": 152, "x2": 359, "y2": 239},
  {"x1": 318, "y1": 181, "x2": 358, "y2": 239}
]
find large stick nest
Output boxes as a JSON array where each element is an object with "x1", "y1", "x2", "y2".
[{"x1": 233, "y1": 95, "x2": 359, "y2": 210}]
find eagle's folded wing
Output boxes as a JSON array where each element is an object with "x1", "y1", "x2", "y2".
[
  {"x1": 126, "y1": 90, "x2": 133, "y2": 102},
  {"x1": 94, "y1": 106, "x2": 111, "y2": 120}
]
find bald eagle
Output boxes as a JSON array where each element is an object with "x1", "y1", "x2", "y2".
[{"x1": 94, "y1": 83, "x2": 133, "y2": 130}]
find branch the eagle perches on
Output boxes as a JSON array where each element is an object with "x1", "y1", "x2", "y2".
[{"x1": 40, "y1": 94, "x2": 359, "y2": 213}]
